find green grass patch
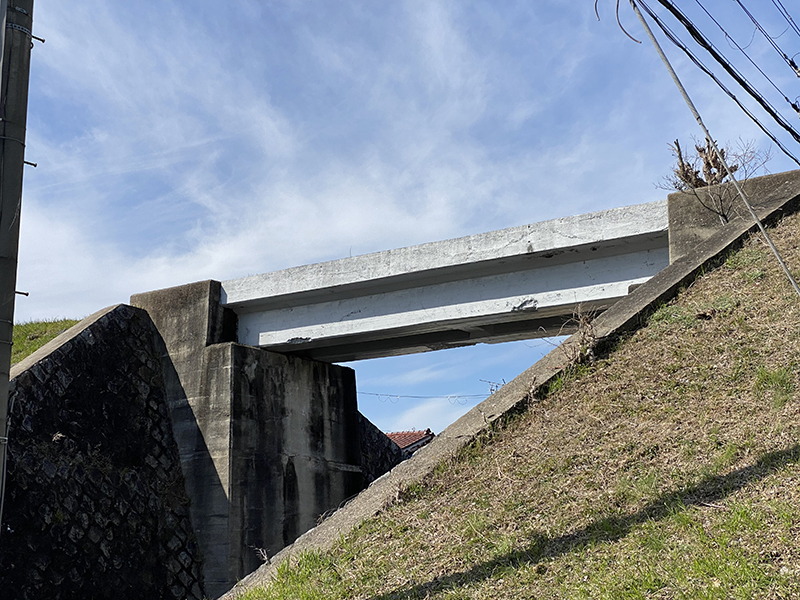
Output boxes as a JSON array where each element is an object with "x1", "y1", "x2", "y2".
[
  {"x1": 754, "y1": 365, "x2": 794, "y2": 408},
  {"x1": 12, "y1": 319, "x2": 80, "y2": 365},
  {"x1": 648, "y1": 303, "x2": 696, "y2": 328}
]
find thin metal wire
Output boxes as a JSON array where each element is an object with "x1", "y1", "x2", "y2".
[
  {"x1": 771, "y1": 0, "x2": 800, "y2": 39},
  {"x1": 595, "y1": 0, "x2": 642, "y2": 43},
  {"x1": 359, "y1": 392, "x2": 487, "y2": 400},
  {"x1": 0, "y1": 396, "x2": 13, "y2": 539},
  {"x1": 630, "y1": 0, "x2": 800, "y2": 299},
  {"x1": 693, "y1": 0, "x2": 800, "y2": 101},
  {"x1": 734, "y1": 0, "x2": 797, "y2": 72},
  {"x1": 648, "y1": 0, "x2": 800, "y2": 134}
]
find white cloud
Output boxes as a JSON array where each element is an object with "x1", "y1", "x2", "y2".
[{"x1": 384, "y1": 395, "x2": 479, "y2": 435}]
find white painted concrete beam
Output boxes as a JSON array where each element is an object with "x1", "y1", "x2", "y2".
[{"x1": 222, "y1": 201, "x2": 669, "y2": 362}]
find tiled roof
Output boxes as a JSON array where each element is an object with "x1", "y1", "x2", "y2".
[{"x1": 386, "y1": 428, "x2": 434, "y2": 450}]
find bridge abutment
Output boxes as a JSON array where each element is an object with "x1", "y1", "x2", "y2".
[
  {"x1": 131, "y1": 282, "x2": 399, "y2": 597},
  {"x1": 667, "y1": 171, "x2": 800, "y2": 262}
]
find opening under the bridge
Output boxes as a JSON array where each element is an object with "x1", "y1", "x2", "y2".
[{"x1": 342, "y1": 335, "x2": 567, "y2": 436}]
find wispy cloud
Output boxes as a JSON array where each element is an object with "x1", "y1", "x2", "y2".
[
  {"x1": 384, "y1": 395, "x2": 477, "y2": 436},
  {"x1": 19, "y1": 0, "x2": 800, "y2": 436}
]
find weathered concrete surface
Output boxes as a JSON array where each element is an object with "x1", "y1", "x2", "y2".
[
  {"x1": 223, "y1": 200, "x2": 669, "y2": 362},
  {"x1": 131, "y1": 283, "x2": 401, "y2": 598},
  {"x1": 668, "y1": 171, "x2": 800, "y2": 262},
  {"x1": 132, "y1": 282, "x2": 237, "y2": 596},
  {"x1": 0, "y1": 305, "x2": 204, "y2": 599},
  {"x1": 221, "y1": 170, "x2": 800, "y2": 599},
  {"x1": 226, "y1": 342, "x2": 365, "y2": 575}
]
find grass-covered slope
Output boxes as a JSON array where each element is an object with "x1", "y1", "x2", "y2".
[
  {"x1": 12, "y1": 319, "x2": 79, "y2": 365},
  {"x1": 244, "y1": 211, "x2": 800, "y2": 600}
]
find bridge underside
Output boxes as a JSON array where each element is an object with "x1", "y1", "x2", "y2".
[{"x1": 263, "y1": 304, "x2": 600, "y2": 363}]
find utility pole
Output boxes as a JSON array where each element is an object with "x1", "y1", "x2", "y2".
[{"x1": 0, "y1": 0, "x2": 35, "y2": 538}]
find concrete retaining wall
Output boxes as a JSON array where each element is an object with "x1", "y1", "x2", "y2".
[{"x1": 0, "y1": 305, "x2": 204, "y2": 600}]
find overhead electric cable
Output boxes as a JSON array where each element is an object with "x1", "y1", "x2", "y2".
[
  {"x1": 652, "y1": 0, "x2": 800, "y2": 124},
  {"x1": 629, "y1": 0, "x2": 800, "y2": 300},
  {"x1": 636, "y1": 0, "x2": 800, "y2": 166},
  {"x1": 693, "y1": 0, "x2": 797, "y2": 104},
  {"x1": 771, "y1": 0, "x2": 800, "y2": 39},
  {"x1": 733, "y1": 0, "x2": 800, "y2": 76}
]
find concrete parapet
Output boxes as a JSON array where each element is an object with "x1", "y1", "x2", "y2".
[{"x1": 668, "y1": 170, "x2": 800, "y2": 262}]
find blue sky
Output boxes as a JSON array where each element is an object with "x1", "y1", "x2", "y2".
[{"x1": 15, "y1": 0, "x2": 800, "y2": 432}]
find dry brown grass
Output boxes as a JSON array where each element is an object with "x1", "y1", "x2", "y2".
[{"x1": 247, "y1": 211, "x2": 800, "y2": 600}]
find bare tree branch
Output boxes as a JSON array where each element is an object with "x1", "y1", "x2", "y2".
[{"x1": 658, "y1": 137, "x2": 771, "y2": 224}]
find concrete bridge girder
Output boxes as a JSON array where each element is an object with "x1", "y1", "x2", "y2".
[{"x1": 222, "y1": 201, "x2": 670, "y2": 362}]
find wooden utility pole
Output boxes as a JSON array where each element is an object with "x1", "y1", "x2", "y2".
[{"x1": 0, "y1": 0, "x2": 35, "y2": 537}]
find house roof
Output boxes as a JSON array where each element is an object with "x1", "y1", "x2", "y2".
[{"x1": 387, "y1": 429, "x2": 434, "y2": 450}]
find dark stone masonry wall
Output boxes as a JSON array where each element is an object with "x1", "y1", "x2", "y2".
[
  {"x1": 359, "y1": 413, "x2": 403, "y2": 485},
  {"x1": 0, "y1": 304, "x2": 205, "y2": 600}
]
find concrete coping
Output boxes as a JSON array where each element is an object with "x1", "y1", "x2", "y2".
[{"x1": 11, "y1": 305, "x2": 123, "y2": 380}]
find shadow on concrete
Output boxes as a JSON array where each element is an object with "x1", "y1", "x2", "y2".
[
  {"x1": 151, "y1": 327, "x2": 231, "y2": 597},
  {"x1": 366, "y1": 444, "x2": 800, "y2": 600}
]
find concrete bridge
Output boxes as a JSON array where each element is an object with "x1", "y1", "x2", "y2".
[
  {"x1": 8, "y1": 172, "x2": 797, "y2": 598},
  {"x1": 131, "y1": 171, "x2": 795, "y2": 597},
  {"x1": 132, "y1": 196, "x2": 678, "y2": 595},
  {"x1": 222, "y1": 200, "x2": 669, "y2": 362}
]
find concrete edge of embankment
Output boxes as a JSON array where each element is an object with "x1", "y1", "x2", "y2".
[{"x1": 221, "y1": 173, "x2": 800, "y2": 599}]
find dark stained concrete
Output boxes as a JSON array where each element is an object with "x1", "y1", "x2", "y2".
[{"x1": 131, "y1": 282, "x2": 399, "y2": 597}]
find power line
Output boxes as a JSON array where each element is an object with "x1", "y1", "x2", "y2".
[
  {"x1": 771, "y1": 0, "x2": 800, "y2": 40},
  {"x1": 359, "y1": 392, "x2": 487, "y2": 400},
  {"x1": 629, "y1": 0, "x2": 800, "y2": 300},
  {"x1": 359, "y1": 391, "x2": 487, "y2": 407},
  {"x1": 693, "y1": 0, "x2": 798, "y2": 105},
  {"x1": 734, "y1": 0, "x2": 800, "y2": 75},
  {"x1": 636, "y1": 0, "x2": 800, "y2": 166},
  {"x1": 652, "y1": 0, "x2": 800, "y2": 123}
]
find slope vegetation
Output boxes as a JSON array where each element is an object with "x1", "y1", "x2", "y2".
[
  {"x1": 242, "y1": 210, "x2": 800, "y2": 599},
  {"x1": 12, "y1": 319, "x2": 79, "y2": 365}
]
